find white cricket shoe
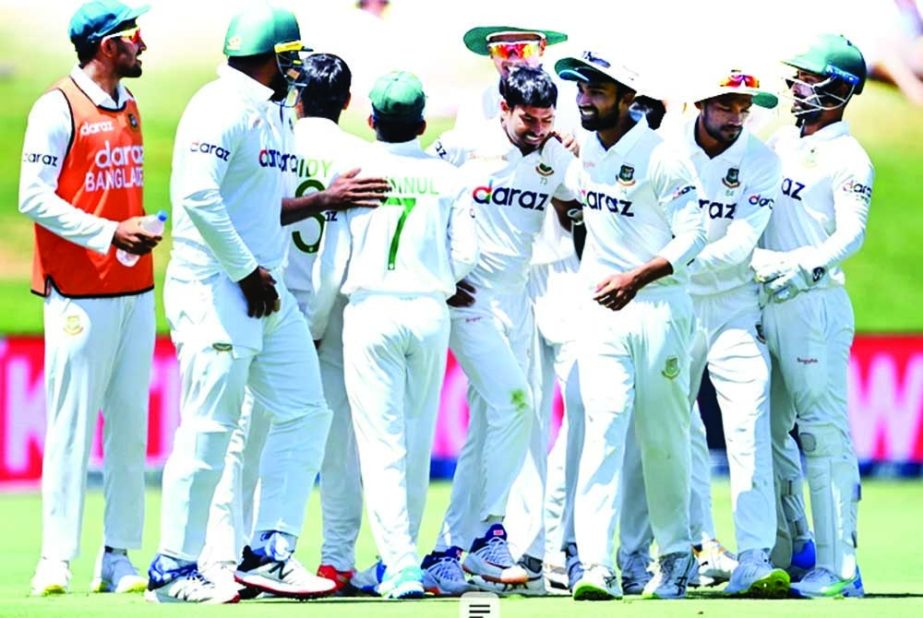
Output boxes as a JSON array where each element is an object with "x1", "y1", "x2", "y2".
[
  {"x1": 694, "y1": 539, "x2": 737, "y2": 586},
  {"x1": 642, "y1": 551, "x2": 697, "y2": 599},
  {"x1": 31, "y1": 558, "x2": 70, "y2": 596},
  {"x1": 421, "y1": 547, "x2": 474, "y2": 596},
  {"x1": 724, "y1": 549, "x2": 790, "y2": 598},
  {"x1": 462, "y1": 524, "x2": 528, "y2": 584},
  {"x1": 145, "y1": 558, "x2": 240, "y2": 604},
  {"x1": 572, "y1": 564, "x2": 622, "y2": 601},
  {"x1": 91, "y1": 548, "x2": 147, "y2": 593},
  {"x1": 565, "y1": 542, "x2": 584, "y2": 591},
  {"x1": 234, "y1": 545, "x2": 336, "y2": 599},
  {"x1": 470, "y1": 555, "x2": 547, "y2": 596},
  {"x1": 790, "y1": 567, "x2": 865, "y2": 598},
  {"x1": 618, "y1": 551, "x2": 653, "y2": 595},
  {"x1": 350, "y1": 560, "x2": 387, "y2": 595}
]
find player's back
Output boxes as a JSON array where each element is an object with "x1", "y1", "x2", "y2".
[{"x1": 342, "y1": 140, "x2": 469, "y2": 299}]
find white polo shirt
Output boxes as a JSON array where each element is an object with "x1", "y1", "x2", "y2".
[
  {"x1": 430, "y1": 119, "x2": 576, "y2": 291},
  {"x1": 761, "y1": 121, "x2": 874, "y2": 288},
  {"x1": 169, "y1": 64, "x2": 297, "y2": 283},
  {"x1": 677, "y1": 120, "x2": 781, "y2": 296},
  {"x1": 569, "y1": 120, "x2": 706, "y2": 290}
]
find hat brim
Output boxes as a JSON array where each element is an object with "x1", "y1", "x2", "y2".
[
  {"x1": 695, "y1": 86, "x2": 779, "y2": 109},
  {"x1": 554, "y1": 56, "x2": 642, "y2": 95},
  {"x1": 463, "y1": 26, "x2": 567, "y2": 56}
]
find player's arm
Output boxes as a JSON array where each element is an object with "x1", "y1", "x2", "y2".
[
  {"x1": 309, "y1": 208, "x2": 351, "y2": 341},
  {"x1": 281, "y1": 168, "x2": 389, "y2": 225},
  {"x1": 18, "y1": 91, "x2": 158, "y2": 255},
  {"x1": 803, "y1": 159, "x2": 873, "y2": 270},
  {"x1": 446, "y1": 175, "x2": 479, "y2": 282},
  {"x1": 690, "y1": 152, "x2": 779, "y2": 275},
  {"x1": 426, "y1": 130, "x2": 469, "y2": 167},
  {"x1": 548, "y1": 140, "x2": 581, "y2": 231}
]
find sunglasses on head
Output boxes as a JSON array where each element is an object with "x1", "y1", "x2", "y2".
[
  {"x1": 720, "y1": 72, "x2": 760, "y2": 88},
  {"x1": 488, "y1": 39, "x2": 546, "y2": 61},
  {"x1": 102, "y1": 25, "x2": 142, "y2": 46}
]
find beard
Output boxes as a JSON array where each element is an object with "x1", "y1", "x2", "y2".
[{"x1": 579, "y1": 106, "x2": 619, "y2": 131}]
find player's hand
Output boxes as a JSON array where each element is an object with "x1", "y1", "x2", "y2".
[
  {"x1": 324, "y1": 168, "x2": 390, "y2": 209},
  {"x1": 593, "y1": 272, "x2": 640, "y2": 311},
  {"x1": 556, "y1": 131, "x2": 580, "y2": 156},
  {"x1": 238, "y1": 266, "x2": 280, "y2": 318},
  {"x1": 447, "y1": 279, "x2": 476, "y2": 308},
  {"x1": 112, "y1": 216, "x2": 162, "y2": 255},
  {"x1": 764, "y1": 263, "x2": 827, "y2": 303}
]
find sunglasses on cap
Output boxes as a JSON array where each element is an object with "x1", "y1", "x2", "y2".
[
  {"x1": 101, "y1": 25, "x2": 142, "y2": 46},
  {"x1": 719, "y1": 72, "x2": 760, "y2": 88},
  {"x1": 488, "y1": 39, "x2": 546, "y2": 61}
]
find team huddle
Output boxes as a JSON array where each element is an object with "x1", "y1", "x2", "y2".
[{"x1": 20, "y1": 0, "x2": 873, "y2": 605}]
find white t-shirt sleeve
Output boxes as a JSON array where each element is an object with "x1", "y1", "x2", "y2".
[
  {"x1": 691, "y1": 148, "x2": 779, "y2": 274},
  {"x1": 650, "y1": 144, "x2": 707, "y2": 272},
  {"x1": 173, "y1": 98, "x2": 258, "y2": 282},
  {"x1": 18, "y1": 90, "x2": 119, "y2": 254},
  {"x1": 427, "y1": 130, "x2": 469, "y2": 167},
  {"x1": 446, "y1": 169, "x2": 479, "y2": 281},
  {"x1": 546, "y1": 139, "x2": 578, "y2": 201},
  {"x1": 309, "y1": 211, "x2": 350, "y2": 341}
]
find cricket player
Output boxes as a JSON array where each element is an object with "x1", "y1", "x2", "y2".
[
  {"x1": 422, "y1": 66, "x2": 580, "y2": 593},
  {"x1": 754, "y1": 33, "x2": 872, "y2": 599},
  {"x1": 197, "y1": 53, "x2": 388, "y2": 594},
  {"x1": 331, "y1": 71, "x2": 479, "y2": 599},
  {"x1": 20, "y1": 0, "x2": 157, "y2": 596},
  {"x1": 145, "y1": 6, "x2": 338, "y2": 603},
  {"x1": 554, "y1": 48, "x2": 707, "y2": 601}
]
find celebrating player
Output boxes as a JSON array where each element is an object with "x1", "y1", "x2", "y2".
[{"x1": 755, "y1": 33, "x2": 872, "y2": 599}]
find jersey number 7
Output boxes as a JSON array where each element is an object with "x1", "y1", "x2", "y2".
[{"x1": 386, "y1": 196, "x2": 417, "y2": 270}]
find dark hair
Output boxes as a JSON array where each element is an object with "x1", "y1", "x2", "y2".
[
  {"x1": 373, "y1": 117, "x2": 422, "y2": 143},
  {"x1": 299, "y1": 53, "x2": 352, "y2": 121},
  {"x1": 228, "y1": 51, "x2": 275, "y2": 73},
  {"x1": 76, "y1": 42, "x2": 100, "y2": 66},
  {"x1": 500, "y1": 66, "x2": 557, "y2": 109}
]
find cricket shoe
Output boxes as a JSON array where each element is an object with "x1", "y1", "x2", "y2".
[
  {"x1": 234, "y1": 545, "x2": 336, "y2": 599},
  {"x1": 145, "y1": 555, "x2": 239, "y2": 604},
  {"x1": 618, "y1": 551, "x2": 653, "y2": 595},
  {"x1": 565, "y1": 542, "x2": 585, "y2": 591},
  {"x1": 91, "y1": 548, "x2": 147, "y2": 593},
  {"x1": 378, "y1": 566, "x2": 425, "y2": 599},
  {"x1": 421, "y1": 547, "x2": 474, "y2": 596},
  {"x1": 788, "y1": 538, "x2": 817, "y2": 582},
  {"x1": 350, "y1": 560, "x2": 387, "y2": 595},
  {"x1": 462, "y1": 524, "x2": 528, "y2": 584},
  {"x1": 544, "y1": 561, "x2": 568, "y2": 591},
  {"x1": 693, "y1": 539, "x2": 737, "y2": 586},
  {"x1": 724, "y1": 549, "x2": 790, "y2": 598},
  {"x1": 316, "y1": 564, "x2": 355, "y2": 595},
  {"x1": 790, "y1": 567, "x2": 864, "y2": 598},
  {"x1": 470, "y1": 554, "x2": 547, "y2": 596},
  {"x1": 31, "y1": 558, "x2": 70, "y2": 596},
  {"x1": 642, "y1": 551, "x2": 697, "y2": 599},
  {"x1": 572, "y1": 564, "x2": 623, "y2": 601}
]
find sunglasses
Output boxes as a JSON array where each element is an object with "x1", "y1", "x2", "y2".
[
  {"x1": 102, "y1": 25, "x2": 142, "y2": 46},
  {"x1": 488, "y1": 39, "x2": 546, "y2": 61},
  {"x1": 719, "y1": 72, "x2": 760, "y2": 88}
]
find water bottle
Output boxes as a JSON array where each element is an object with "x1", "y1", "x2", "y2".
[{"x1": 116, "y1": 210, "x2": 168, "y2": 267}]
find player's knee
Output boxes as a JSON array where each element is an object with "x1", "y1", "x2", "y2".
[{"x1": 797, "y1": 423, "x2": 852, "y2": 459}]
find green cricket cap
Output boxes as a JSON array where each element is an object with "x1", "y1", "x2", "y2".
[
  {"x1": 370, "y1": 71, "x2": 426, "y2": 122},
  {"x1": 223, "y1": 5, "x2": 307, "y2": 57},
  {"x1": 784, "y1": 33, "x2": 866, "y2": 95},
  {"x1": 69, "y1": 0, "x2": 149, "y2": 48},
  {"x1": 463, "y1": 25, "x2": 567, "y2": 56}
]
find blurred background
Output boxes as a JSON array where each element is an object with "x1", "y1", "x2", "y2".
[{"x1": 1, "y1": 0, "x2": 923, "y2": 486}]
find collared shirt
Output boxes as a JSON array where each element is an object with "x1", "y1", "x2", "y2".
[
  {"x1": 283, "y1": 116, "x2": 370, "y2": 338},
  {"x1": 568, "y1": 119, "x2": 706, "y2": 290},
  {"x1": 762, "y1": 121, "x2": 874, "y2": 288},
  {"x1": 326, "y1": 139, "x2": 477, "y2": 300},
  {"x1": 168, "y1": 64, "x2": 297, "y2": 282},
  {"x1": 430, "y1": 119, "x2": 576, "y2": 291},
  {"x1": 19, "y1": 66, "x2": 133, "y2": 254},
  {"x1": 678, "y1": 119, "x2": 781, "y2": 296}
]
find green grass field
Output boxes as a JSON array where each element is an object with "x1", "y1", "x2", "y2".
[{"x1": 0, "y1": 480, "x2": 921, "y2": 617}]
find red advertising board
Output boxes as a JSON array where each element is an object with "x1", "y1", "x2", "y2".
[{"x1": 1, "y1": 334, "x2": 922, "y2": 487}]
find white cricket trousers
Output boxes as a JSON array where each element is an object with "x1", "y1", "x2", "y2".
[
  {"x1": 576, "y1": 286, "x2": 694, "y2": 570},
  {"x1": 507, "y1": 257, "x2": 583, "y2": 562},
  {"x1": 41, "y1": 289, "x2": 154, "y2": 561},
  {"x1": 437, "y1": 287, "x2": 535, "y2": 550},
  {"x1": 763, "y1": 286, "x2": 860, "y2": 580},
  {"x1": 343, "y1": 294, "x2": 450, "y2": 572},
  {"x1": 158, "y1": 272, "x2": 331, "y2": 561}
]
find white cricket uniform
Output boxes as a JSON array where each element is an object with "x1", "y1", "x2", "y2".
[
  {"x1": 19, "y1": 66, "x2": 153, "y2": 561},
  {"x1": 327, "y1": 139, "x2": 477, "y2": 572},
  {"x1": 761, "y1": 121, "x2": 872, "y2": 580},
  {"x1": 158, "y1": 65, "x2": 331, "y2": 561},
  {"x1": 200, "y1": 117, "x2": 367, "y2": 572},
  {"x1": 619, "y1": 122, "x2": 781, "y2": 558},
  {"x1": 571, "y1": 120, "x2": 706, "y2": 570},
  {"x1": 429, "y1": 121, "x2": 576, "y2": 550}
]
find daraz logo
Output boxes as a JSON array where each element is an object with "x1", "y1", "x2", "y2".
[{"x1": 471, "y1": 181, "x2": 549, "y2": 211}]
